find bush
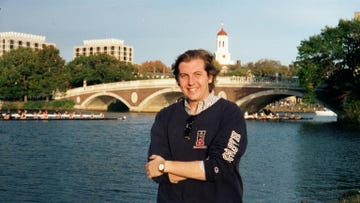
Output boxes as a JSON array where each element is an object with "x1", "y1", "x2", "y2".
[
  {"x1": 1, "y1": 102, "x2": 22, "y2": 110},
  {"x1": 343, "y1": 97, "x2": 360, "y2": 125},
  {"x1": 48, "y1": 100, "x2": 75, "y2": 110},
  {"x1": 23, "y1": 101, "x2": 46, "y2": 110}
]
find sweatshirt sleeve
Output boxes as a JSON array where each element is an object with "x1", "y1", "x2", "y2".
[
  {"x1": 148, "y1": 108, "x2": 172, "y2": 184},
  {"x1": 203, "y1": 102, "x2": 247, "y2": 182}
]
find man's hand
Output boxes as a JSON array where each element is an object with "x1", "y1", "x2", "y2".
[
  {"x1": 168, "y1": 173, "x2": 187, "y2": 183},
  {"x1": 146, "y1": 154, "x2": 165, "y2": 179}
]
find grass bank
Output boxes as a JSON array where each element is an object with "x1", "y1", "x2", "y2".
[{"x1": 0, "y1": 100, "x2": 75, "y2": 111}]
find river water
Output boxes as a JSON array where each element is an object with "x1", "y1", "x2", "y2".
[{"x1": 0, "y1": 112, "x2": 359, "y2": 203}]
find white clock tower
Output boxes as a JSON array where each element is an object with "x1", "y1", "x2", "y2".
[{"x1": 215, "y1": 23, "x2": 234, "y2": 65}]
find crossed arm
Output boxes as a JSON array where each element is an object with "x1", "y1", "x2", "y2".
[{"x1": 145, "y1": 154, "x2": 205, "y2": 183}]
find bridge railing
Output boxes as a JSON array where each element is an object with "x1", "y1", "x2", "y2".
[
  {"x1": 55, "y1": 78, "x2": 178, "y2": 98},
  {"x1": 217, "y1": 76, "x2": 300, "y2": 87},
  {"x1": 56, "y1": 76, "x2": 300, "y2": 99}
]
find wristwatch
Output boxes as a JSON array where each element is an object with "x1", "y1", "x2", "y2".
[{"x1": 158, "y1": 163, "x2": 165, "y2": 172}]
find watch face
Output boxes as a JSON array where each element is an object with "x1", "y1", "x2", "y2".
[{"x1": 159, "y1": 163, "x2": 164, "y2": 171}]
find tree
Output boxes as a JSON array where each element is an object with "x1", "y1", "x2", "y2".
[
  {"x1": 33, "y1": 46, "x2": 67, "y2": 101},
  {"x1": 0, "y1": 47, "x2": 37, "y2": 101},
  {"x1": 138, "y1": 60, "x2": 169, "y2": 78},
  {"x1": 0, "y1": 64, "x2": 22, "y2": 100},
  {"x1": 65, "y1": 54, "x2": 138, "y2": 88},
  {"x1": 0, "y1": 46, "x2": 67, "y2": 101},
  {"x1": 295, "y1": 19, "x2": 360, "y2": 122},
  {"x1": 296, "y1": 19, "x2": 360, "y2": 92}
]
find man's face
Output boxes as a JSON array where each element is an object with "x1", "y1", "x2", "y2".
[{"x1": 178, "y1": 58, "x2": 212, "y2": 106}]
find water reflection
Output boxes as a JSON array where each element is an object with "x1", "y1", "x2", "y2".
[
  {"x1": 294, "y1": 122, "x2": 360, "y2": 202},
  {"x1": 242, "y1": 119, "x2": 360, "y2": 202},
  {"x1": 0, "y1": 113, "x2": 359, "y2": 202}
]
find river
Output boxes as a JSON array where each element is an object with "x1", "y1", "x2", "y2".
[{"x1": 0, "y1": 112, "x2": 359, "y2": 202}]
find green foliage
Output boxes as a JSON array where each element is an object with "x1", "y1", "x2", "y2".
[
  {"x1": 0, "y1": 47, "x2": 37, "y2": 100},
  {"x1": 14, "y1": 99, "x2": 75, "y2": 111},
  {"x1": 0, "y1": 46, "x2": 67, "y2": 101},
  {"x1": 65, "y1": 54, "x2": 138, "y2": 87},
  {"x1": 48, "y1": 99, "x2": 75, "y2": 109},
  {"x1": 295, "y1": 19, "x2": 360, "y2": 94},
  {"x1": 1, "y1": 102, "x2": 18, "y2": 110},
  {"x1": 343, "y1": 96, "x2": 360, "y2": 125},
  {"x1": 23, "y1": 101, "x2": 46, "y2": 110},
  {"x1": 0, "y1": 47, "x2": 139, "y2": 100},
  {"x1": 302, "y1": 90, "x2": 317, "y2": 104},
  {"x1": 252, "y1": 59, "x2": 281, "y2": 77},
  {"x1": 295, "y1": 19, "x2": 360, "y2": 122},
  {"x1": 222, "y1": 59, "x2": 296, "y2": 78},
  {"x1": 36, "y1": 46, "x2": 67, "y2": 95}
]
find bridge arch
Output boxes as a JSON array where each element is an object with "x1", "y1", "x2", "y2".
[
  {"x1": 236, "y1": 89, "x2": 304, "y2": 113},
  {"x1": 77, "y1": 92, "x2": 132, "y2": 111},
  {"x1": 134, "y1": 87, "x2": 182, "y2": 112}
]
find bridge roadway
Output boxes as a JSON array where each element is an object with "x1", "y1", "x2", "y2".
[{"x1": 55, "y1": 76, "x2": 304, "y2": 113}]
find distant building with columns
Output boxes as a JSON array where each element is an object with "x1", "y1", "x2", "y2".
[
  {"x1": 0, "y1": 32, "x2": 56, "y2": 57},
  {"x1": 73, "y1": 39, "x2": 134, "y2": 64},
  {"x1": 215, "y1": 23, "x2": 234, "y2": 66}
]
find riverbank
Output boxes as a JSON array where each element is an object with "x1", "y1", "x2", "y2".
[
  {"x1": 264, "y1": 102, "x2": 321, "y2": 113},
  {"x1": 337, "y1": 190, "x2": 360, "y2": 203},
  {"x1": 0, "y1": 100, "x2": 75, "y2": 111}
]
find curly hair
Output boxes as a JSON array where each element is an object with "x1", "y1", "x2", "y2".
[{"x1": 172, "y1": 49, "x2": 220, "y2": 92}]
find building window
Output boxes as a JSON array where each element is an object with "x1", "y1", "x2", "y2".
[
  {"x1": 18, "y1": 41, "x2": 23, "y2": 46},
  {"x1": 26, "y1": 42, "x2": 31, "y2": 47}
]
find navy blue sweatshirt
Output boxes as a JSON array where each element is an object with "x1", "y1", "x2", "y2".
[{"x1": 148, "y1": 98, "x2": 247, "y2": 203}]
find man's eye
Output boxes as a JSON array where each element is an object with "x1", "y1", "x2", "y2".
[{"x1": 194, "y1": 72, "x2": 202, "y2": 77}]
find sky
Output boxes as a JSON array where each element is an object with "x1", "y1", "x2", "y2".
[{"x1": 0, "y1": 0, "x2": 359, "y2": 66}]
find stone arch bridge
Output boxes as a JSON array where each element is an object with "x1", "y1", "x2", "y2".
[{"x1": 55, "y1": 76, "x2": 308, "y2": 113}]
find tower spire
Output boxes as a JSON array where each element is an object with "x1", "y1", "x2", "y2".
[{"x1": 215, "y1": 21, "x2": 233, "y2": 66}]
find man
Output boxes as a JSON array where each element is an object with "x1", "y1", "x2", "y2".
[{"x1": 146, "y1": 49, "x2": 247, "y2": 203}]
